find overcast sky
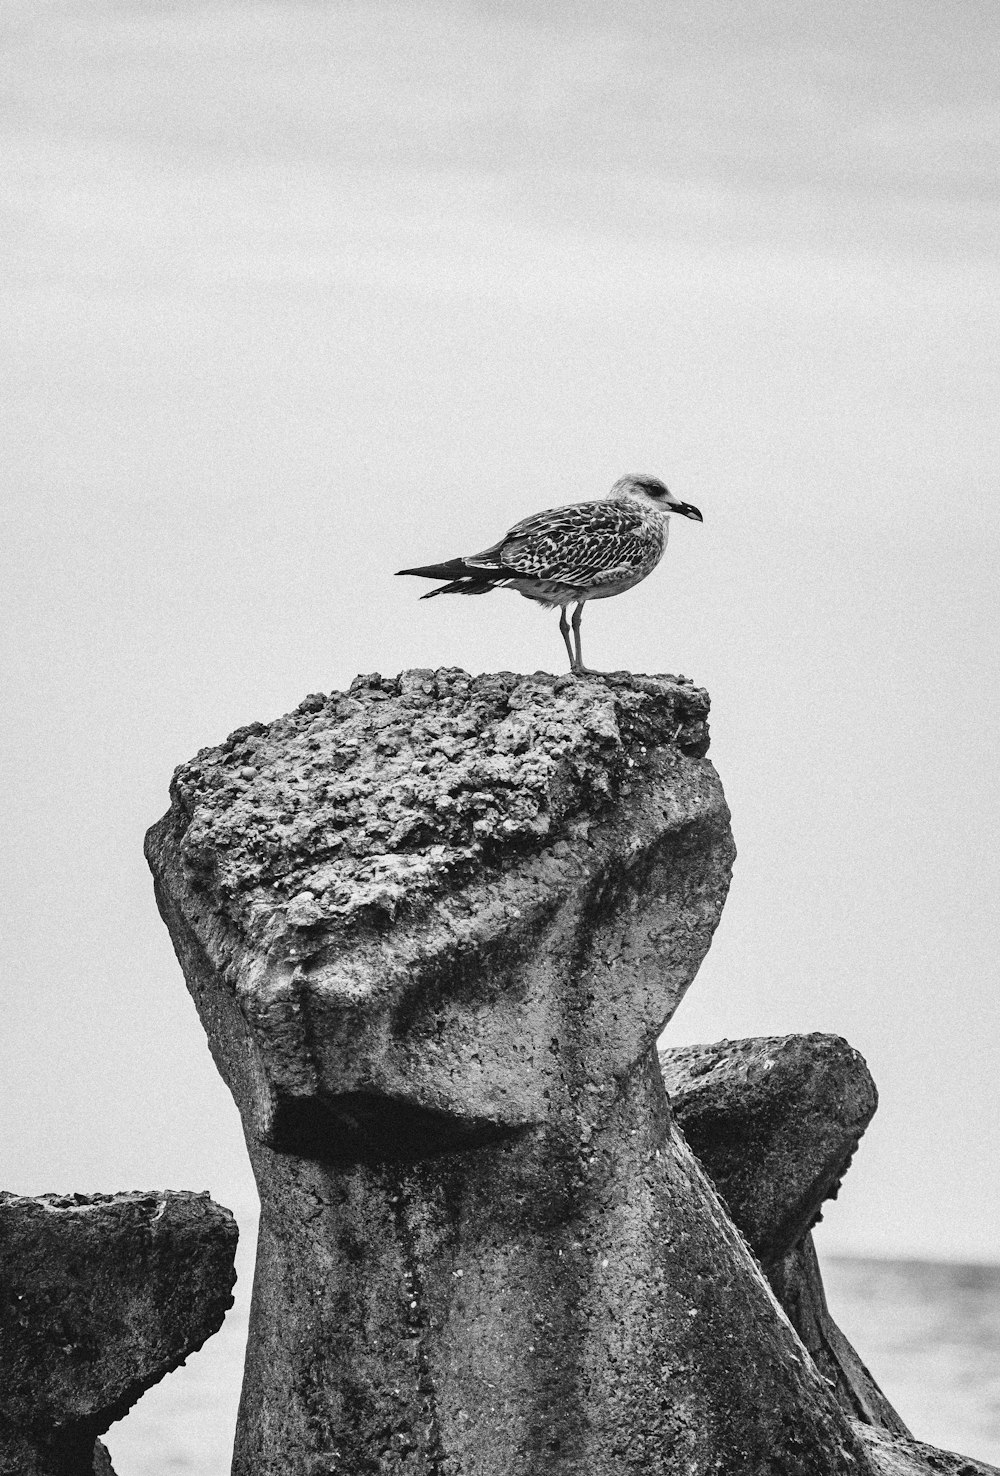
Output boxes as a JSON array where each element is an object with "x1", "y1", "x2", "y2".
[{"x1": 3, "y1": 0, "x2": 999, "y2": 1319}]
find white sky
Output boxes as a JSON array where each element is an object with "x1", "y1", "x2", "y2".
[{"x1": 2, "y1": 0, "x2": 999, "y2": 1274}]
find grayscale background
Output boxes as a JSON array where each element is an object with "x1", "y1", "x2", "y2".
[{"x1": 3, "y1": 1, "x2": 998, "y2": 1469}]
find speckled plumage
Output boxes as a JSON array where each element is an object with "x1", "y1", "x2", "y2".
[
  {"x1": 466, "y1": 496, "x2": 667, "y2": 598},
  {"x1": 398, "y1": 473, "x2": 703, "y2": 673}
]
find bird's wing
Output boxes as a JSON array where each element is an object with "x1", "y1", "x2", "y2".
[{"x1": 467, "y1": 500, "x2": 655, "y2": 586}]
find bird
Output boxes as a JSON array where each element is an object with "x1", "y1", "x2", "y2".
[{"x1": 396, "y1": 474, "x2": 703, "y2": 674}]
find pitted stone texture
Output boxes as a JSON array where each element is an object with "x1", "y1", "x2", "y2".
[
  {"x1": 0, "y1": 1190, "x2": 237, "y2": 1476},
  {"x1": 857, "y1": 1425, "x2": 1000, "y2": 1476},
  {"x1": 661, "y1": 1032, "x2": 877, "y2": 1264},
  {"x1": 147, "y1": 670, "x2": 734, "y2": 1158},
  {"x1": 163, "y1": 669, "x2": 713, "y2": 944},
  {"x1": 770, "y1": 1234, "x2": 911, "y2": 1435}
]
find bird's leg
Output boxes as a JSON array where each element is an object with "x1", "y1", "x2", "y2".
[
  {"x1": 559, "y1": 607, "x2": 575, "y2": 671},
  {"x1": 571, "y1": 602, "x2": 590, "y2": 674}
]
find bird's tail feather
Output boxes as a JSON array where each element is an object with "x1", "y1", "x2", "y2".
[
  {"x1": 420, "y1": 578, "x2": 496, "y2": 599},
  {"x1": 397, "y1": 558, "x2": 476, "y2": 581},
  {"x1": 397, "y1": 558, "x2": 502, "y2": 598}
]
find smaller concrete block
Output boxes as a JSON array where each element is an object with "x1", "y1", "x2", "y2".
[
  {"x1": 0, "y1": 1190, "x2": 237, "y2": 1474},
  {"x1": 661, "y1": 1035, "x2": 913, "y2": 1444},
  {"x1": 661, "y1": 1032, "x2": 877, "y2": 1263}
]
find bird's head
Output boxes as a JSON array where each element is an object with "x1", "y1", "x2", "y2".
[{"x1": 609, "y1": 474, "x2": 703, "y2": 522}]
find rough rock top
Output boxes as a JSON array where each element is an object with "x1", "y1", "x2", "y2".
[{"x1": 161, "y1": 668, "x2": 712, "y2": 952}]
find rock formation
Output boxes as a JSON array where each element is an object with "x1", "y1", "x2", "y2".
[
  {"x1": 661, "y1": 1035, "x2": 909, "y2": 1432},
  {"x1": 662, "y1": 1035, "x2": 1000, "y2": 1475},
  {"x1": 148, "y1": 668, "x2": 893, "y2": 1475},
  {"x1": 859, "y1": 1426, "x2": 1000, "y2": 1476},
  {"x1": 0, "y1": 1189, "x2": 237, "y2": 1476},
  {"x1": 661, "y1": 1033, "x2": 879, "y2": 1267}
]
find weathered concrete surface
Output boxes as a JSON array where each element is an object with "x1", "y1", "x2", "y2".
[
  {"x1": 233, "y1": 1053, "x2": 876, "y2": 1475},
  {"x1": 0, "y1": 1190, "x2": 237, "y2": 1476},
  {"x1": 90, "y1": 1444, "x2": 114, "y2": 1476},
  {"x1": 662, "y1": 1033, "x2": 909, "y2": 1436},
  {"x1": 146, "y1": 669, "x2": 733, "y2": 1157},
  {"x1": 770, "y1": 1235, "x2": 911, "y2": 1435},
  {"x1": 662, "y1": 1034, "x2": 997, "y2": 1470},
  {"x1": 662, "y1": 1038, "x2": 1000, "y2": 1471},
  {"x1": 0, "y1": 1429, "x2": 115, "y2": 1476},
  {"x1": 148, "y1": 670, "x2": 883, "y2": 1475},
  {"x1": 856, "y1": 1425, "x2": 1000, "y2": 1476},
  {"x1": 661, "y1": 1033, "x2": 878, "y2": 1265}
]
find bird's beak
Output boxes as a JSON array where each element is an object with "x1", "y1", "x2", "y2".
[{"x1": 671, "y1": 501, "x2": 703, "y2": 522}]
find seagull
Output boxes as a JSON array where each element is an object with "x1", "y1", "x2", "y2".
[{"x1": 396, "y1": 474, "x2": 703, "y2": 674}]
